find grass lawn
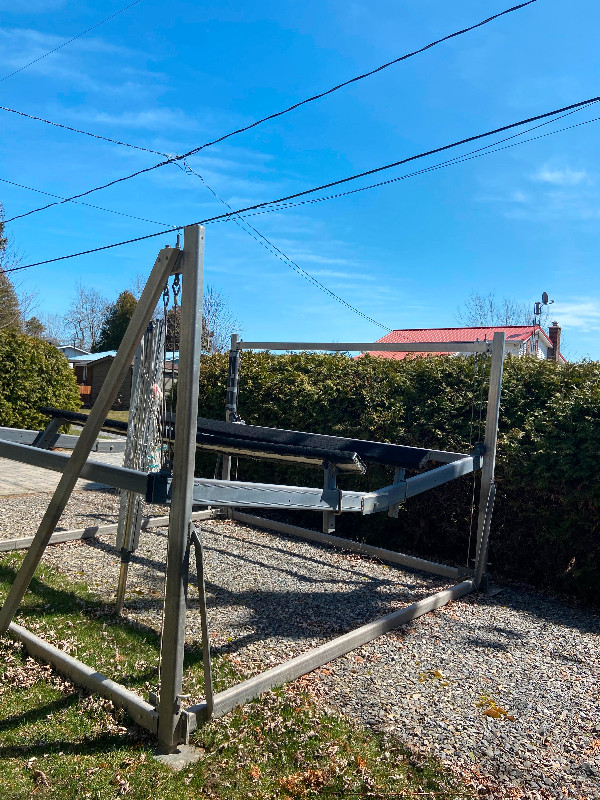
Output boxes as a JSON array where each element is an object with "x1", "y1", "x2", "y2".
[
  {"x1": 0, "y1": 552, "x2": 474, "y2": 800},
  {"x1": 77, "y1": 408, "x2": 131, "y2": 424}
]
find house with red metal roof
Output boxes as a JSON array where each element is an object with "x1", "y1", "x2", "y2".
[{"x1": 364, "y1": 323, "x2": 566, "y2": 362}]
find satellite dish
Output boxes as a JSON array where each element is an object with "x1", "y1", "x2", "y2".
[{"x1": 542, "y1": 291, "x2": 549, "y2": 305}]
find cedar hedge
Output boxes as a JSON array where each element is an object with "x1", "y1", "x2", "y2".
[
  {"x1": 0, "y1": 331, "x2": 81, "y2": 430},
  {"x1": 197, "y1": 351, "x2": 600, "y2": 604}
]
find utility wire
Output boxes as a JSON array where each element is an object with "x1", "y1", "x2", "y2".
[
  {"x1": 2, "y1": 88, "x2": 590, "y2": 235},
  {"x1": 178, "y1": 160, "x2": 387, "y2": 329},
  {"x1": 178, "y1": 0, "x2": 538, "y2": 159},
  {"x1": 7, "y1": 97, "x2": 600, "y2": 274},
  {"x1": 0, "y1": 176, "x2": 173, "y2": 226},
  {"x1": 229, "y1": 103, "x2": 598, "y2": 221},
  {"x1": 4, "y1": 98, "x2": 592, "y2": 247},
  {"x1": 0, "y1": 0, "x2": 145, "y2": 84},
  {"x1": 4, "y1": 0, "x2": 538, "y2": 224},
  {"x1": 0, "y1": 105, "x2": 168, "y2": 157}
]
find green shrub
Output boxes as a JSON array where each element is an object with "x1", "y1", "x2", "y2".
[
  {"x1": 197, "y1": 352, "x2": 600, "y2": 603},
  {"x1": 0, "y1": 331, "x2": 81, "y2": 429}
]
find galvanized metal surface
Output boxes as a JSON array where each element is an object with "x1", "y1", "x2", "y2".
[
  {"x1": 230, "y1": 512, "x2": 462, "y2": 579},
  {"x1": 238, "y1": 340, "x2": 521, "y2": 354},
  {"x1": 8, "y1": 622, "x2": 159, "y2": 733},
  {"x1": 0, "y1": 427, "x2": 126, "y2": 452},
  {"x1": 0, "y1": 244, "x2": 180, "y2": 635},
  {"x1": 322, "y1": 463, "x2": 338, "y2": 534},
  {"x1": 191, "y1": 527, "x2": 214, "y2": 718},
  {"x1": 0, "y1": 509, "x2": 222, "y2": 553},
  {"x1": 31, "y1": 417, "x2": 62, "y2": 449},
  {"x1": 157, "y1": 225, "x2": 205, "y2": 751},
  {"x1": 474, "y1": 333, "x2": 505, "y2": 588},
  {"x1": 0, "y1": 438, "x2": 148, "y2": 493},
  {"x1": 185, "y1": 580, "x2": 474, "y2": 730},
  {"x1": 191, "y1": 477, "x2": 354, "y2": 512}
]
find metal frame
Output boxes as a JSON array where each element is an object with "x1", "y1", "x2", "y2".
[
  {"x1": 0, "y1": 226, "x2": 206, "y2": 754},
  {"x1": 0, "y1": 258, "x2": 506, "y2": 752},
  {"x1": 169, "y1": 333, "x2": 505, "y2": 735},
  {"x1": 0, "y1": 425, "x2": 126, "y2": 452}
]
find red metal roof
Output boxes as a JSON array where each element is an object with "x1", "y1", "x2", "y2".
[{"x1": 365, "y1": 325, "x2": 552, "y2": 360}]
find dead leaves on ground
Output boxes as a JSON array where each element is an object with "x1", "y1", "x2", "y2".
[{"x1": 476, "y1": 695, "x2": 515, "y2": 721}]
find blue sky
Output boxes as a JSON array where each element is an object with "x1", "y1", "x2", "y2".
[{"x1": 1, "y1": 0, "x2": 599, "y2": 358}]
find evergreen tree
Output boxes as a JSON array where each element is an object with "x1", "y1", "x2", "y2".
[
  {"x1": 0, "y1": 207, "x2": 21, "y2": 331},
  {"x1": 94, "y1": 291, "x2": 138, "y2": 352}
]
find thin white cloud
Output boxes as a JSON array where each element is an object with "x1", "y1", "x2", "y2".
[
  {"x1": 286, "y1": 254, "x2": 361, "y2": 268},
  {"x1": 531, "y1": 166, "x2": 588, "y2": 186},
  {"x1": 549, "y1": 299, "x2": 600, "y2": 331},
  {"x1": 0, "y1": 28, "x2": 165, "y2": 96},
  {"x1": 69, "y1": 108, "x2": 199, "y2": 132}
]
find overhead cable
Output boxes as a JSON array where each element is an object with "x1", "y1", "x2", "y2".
[
  {"x1": 0, "y1": 0, "x2": 145, "y2": 84},
  {"x1": 4, "y1": 0, "x2": 538, "y2": 224},
  {"x1": 0, "y1": 177, "x2": 173, "y2": 226},
  {"x1": 7, "y1": 96, "x2": 600, "y2": 273},
  {"x1": 0, "y1": 106, "x2": 168, "y2": 157},
  {"x1": 230, "y1": 103, "x2": 599, "y2": 220},
  {"x1": 178, "y1": 161, "x2": 387, "y2": 329}
]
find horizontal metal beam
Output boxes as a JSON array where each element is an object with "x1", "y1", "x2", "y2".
[
  {"x1": 189, "y1": 477, "x2": 364, "y2": 512},
  {"x1": 361, "y1": 456, "x2": 479, "y2": 514},
  {"x1": 8, "y1": 622, "x2": 159, "y2": 734},
  {"x1": 0, "y1": 509, "x2": 223, "y2": 552},
  {"x1": 0, "y1": 438, "x2": 147, "y2": 493},
  {"x1": 148, "y1": 457, "x2": 478, "y2": 515},
  {"x1": 231, "y1": 512, "x2": 463, "y2": 579},
  {"x1": 0, "y1": 427, "x2": 126, "y2": 452},
  {"x1": 238, "y1": 340, "x2": 521, "y2": 354},
  {"x1": 185, "y1": 580, "x2": 474, "y2": 730}
]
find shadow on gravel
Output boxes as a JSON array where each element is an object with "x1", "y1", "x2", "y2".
[{"x1": 479, "y1": 588, "x2": 600, "y2": 637}]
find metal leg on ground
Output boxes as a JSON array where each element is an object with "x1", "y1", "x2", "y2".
[
  {"x1": 473, "y1": 332, "x2": 505, "y2": 590},
  {"x1": 190, "y1": 526, "x2": 214, "y2": 718},
  {"x1": 115, "y1": 550, "x2": 132, "y2": 616},
  {"x1": 156, "y1": 225, "x2": 205, "y2": 753}
]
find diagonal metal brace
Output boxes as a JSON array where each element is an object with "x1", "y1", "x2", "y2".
[{"x1": 190, "y1": 525, "x2": 214, "y2": 719}]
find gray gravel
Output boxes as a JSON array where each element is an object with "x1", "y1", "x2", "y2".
[{"x1": 0, "y1": 489, "x2": 598, "y2": 799}]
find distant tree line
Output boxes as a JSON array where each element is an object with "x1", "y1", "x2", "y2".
[{"x1": 0, "y1": 203, "x2": 240, "y2": 353}]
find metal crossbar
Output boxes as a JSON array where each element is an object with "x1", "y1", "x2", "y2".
[{"x1": 0, "y1": 231, "x2": 506, "y2": 755}]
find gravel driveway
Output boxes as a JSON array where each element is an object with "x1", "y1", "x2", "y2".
[{"x1": 0, "y1": 488, "x2": 598, "y2": 800}]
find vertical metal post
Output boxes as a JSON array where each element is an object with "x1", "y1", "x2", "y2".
[
  {"x1": 388, "y1": 467, "x2": 405, "y2": 519},
  {"x1": 473, "y1": 332, "x2": 505, "y2": 588},
  {"x1": 157, "y1": 225, "x2": 204, "y2": 752},
  {"x1": 0, "y1": 246, "x2": 180, "y2": 635},
  {"x1": 322, "y1": 462, "x2": 337, "y2": 534},
  {"x1": 221, "y1": 334, "x2": 240, "y2": 482}
]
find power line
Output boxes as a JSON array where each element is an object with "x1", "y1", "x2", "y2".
[
  {"x1": 228, "y1": 104, "x2": 598, "y2": 221},
  {"x1": 3, "y1": 98, "x2": 592, "y2": 243},
  {"x1": 0, "y1": 176, "x2": 173, "y2": 226},
  {"x1": 164, "y1": 1, "x2": 539, "y2": 159},
  {"x1": 7, "y1": 96, "x2": 600, "y2": 274},
  {"x1": 178, "y1": 161, "x2": 388, "y2": 329},
  {"x1": 0, "y1": 105, "x2": 168, "y2": 157},
  {"x1": 0, "y1": 0, "x2": 145, "y2": 84},
  {"x1": 4, "y1": 0, "x2": 537, "y2": 224}
]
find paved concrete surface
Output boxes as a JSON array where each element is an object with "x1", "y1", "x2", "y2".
[{"x1": 0, "y1": 450, "x2": 125, "y2": 496}]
